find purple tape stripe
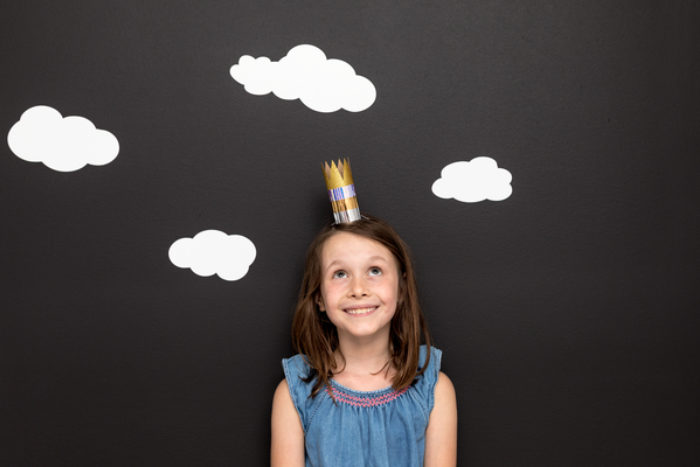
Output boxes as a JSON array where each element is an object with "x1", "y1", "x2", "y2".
[{"x1": 328, "y1": 184, "x2": 356, "y2": 201}]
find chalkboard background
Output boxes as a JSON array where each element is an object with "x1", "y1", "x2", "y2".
[{"x1": 2, "y1": 1, "x2": 698, "y2": 465}]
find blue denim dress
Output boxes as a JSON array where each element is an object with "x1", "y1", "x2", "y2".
[{"x1": 282, "y1": 345, "x2": 442, "y2": 467}]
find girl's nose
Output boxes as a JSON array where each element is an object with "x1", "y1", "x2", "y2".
[{"x1": 349, "y1": 276, "x2": 368, "y2": 297}]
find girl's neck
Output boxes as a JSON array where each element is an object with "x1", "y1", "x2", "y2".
[{"x1": 333, "y1": 335, "x2": 393, "y2": 377}]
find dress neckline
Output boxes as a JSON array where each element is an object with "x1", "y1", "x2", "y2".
[{"x1": 327, "y1": 379, "x2": 409, "y2": 407}]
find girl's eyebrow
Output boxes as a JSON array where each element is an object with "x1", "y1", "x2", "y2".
[
  {"x1": 324, "y1": 260, "x2": 345, "y2": 272},
  {"x1": 325, "y1": 255, "x2": 389, "y2": 271},
  {"x1": 368, "y1": 255, "x2": 389, "y2": 262}
]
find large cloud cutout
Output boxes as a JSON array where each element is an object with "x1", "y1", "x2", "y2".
[
  {"x1": 168, "y1": 230, "x2": 256, "y2": 281},
  {"x1": 230, "y1": 44, "x2": 376, "y2": 113},
  {"x1": 7, "y1": 105, "x2": 119, "y2": 172},
  {"x1": 432, "y1": 157, "x2": 513, "y2": 202}
]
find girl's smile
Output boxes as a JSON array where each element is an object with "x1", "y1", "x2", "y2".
[{"x1": 343, "y1": 305, "x2": 378, "y2": 316}]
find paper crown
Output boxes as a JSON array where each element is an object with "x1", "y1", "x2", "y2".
[{"x1": 322, "y1": 158, "x2": 360, "y2": 224}]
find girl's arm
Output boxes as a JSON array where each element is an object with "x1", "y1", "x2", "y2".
[
  {"x1": 270, "y1": 379, "x2": 305, "y2": 467},
  {"x1": 424, "y1": 371, "x2": 458, "y2": 467}
]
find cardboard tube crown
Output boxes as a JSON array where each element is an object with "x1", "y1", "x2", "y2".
[{"x1": 322, "y1": 158, "x2": 360, "y2": 224}]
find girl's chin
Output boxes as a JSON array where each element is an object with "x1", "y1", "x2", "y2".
[{"x1": 336, "y1": 323, "x2": 393, "y2": 341}]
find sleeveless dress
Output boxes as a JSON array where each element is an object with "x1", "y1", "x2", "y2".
[{"x1": 282, "y1": 345, "x2": 442, "y2": 467}]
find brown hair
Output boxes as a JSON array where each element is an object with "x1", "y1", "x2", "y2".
[{"x1": 291, "y1": 214, "x2": 432, "y2": 398}]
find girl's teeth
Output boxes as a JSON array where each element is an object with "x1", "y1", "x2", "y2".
[{"x1": 346, "y1": 307, "x2": 375, "y2": 315}]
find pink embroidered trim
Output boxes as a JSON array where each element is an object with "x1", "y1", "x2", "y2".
[{"x1": 326, "y1": 384, "x2": 408, "y2": 407}]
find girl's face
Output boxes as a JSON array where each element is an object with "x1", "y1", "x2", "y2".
[{"x1": 317, "y1": 232, "x2": 400, "y2": 344}]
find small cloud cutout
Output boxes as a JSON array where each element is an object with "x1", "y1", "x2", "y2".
[
  {"x1": 7, "y1": 105, "x2": 119, "y2": 172},
  {"x1": 230, "y1": 44, "x2": 376, "y2": 113},
  {"x1": 432, "y1": 157, "x2": 513, "y2": 203},
  {"x1": 168, "y1": 230, "x2": 256, "y2": 281}
]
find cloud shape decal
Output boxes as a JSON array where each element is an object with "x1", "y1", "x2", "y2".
[
  {"x1": 432, "y1": 157, "x2": 513, "y2": 202},
  {"x1": 7, "y1": 105, "x2": 119, "y2": 172},
  {"x1": 168, "y1": 230, "x2": 256, "y2": 281},
  {"x1": 230, "y1": 44, "x2": 376, "y2": 113}
]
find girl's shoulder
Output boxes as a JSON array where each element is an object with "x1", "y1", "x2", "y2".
[
  {"x1": 282, "y1": 353, "x2": 315, "y2": 382},
  {"x1": 281, "y1": 353, "x2": 318, "y2": 407},
  {"x1": 414, "y1": 345, "x2": 443, "y2": 411},
  {"x1": 282, "y1": 352, "x2": 306, "y2": 370},
  {"x1": 418, "y1": 344, "x2": 442, "y2": 370}
]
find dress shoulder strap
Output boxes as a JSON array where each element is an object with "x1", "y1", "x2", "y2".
[
  {"x1": 413, "y1": 345, "x2": 443, "y2": 417},
  {"x1": 281, "y1": 354, "x2": 317, "y2": 432}
]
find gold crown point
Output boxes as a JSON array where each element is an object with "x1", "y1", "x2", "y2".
[{"x1": 322, "y1": 158, "x2": 354, "y2": 190}]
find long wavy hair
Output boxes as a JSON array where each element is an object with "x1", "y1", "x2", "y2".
[{"x1": 291, "y1": 214, "x2": 432, "y2": 399}]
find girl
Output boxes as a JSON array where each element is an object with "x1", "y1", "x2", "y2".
[{"x1": 271, "y1": 215, "x2": 457, "y2": 466}]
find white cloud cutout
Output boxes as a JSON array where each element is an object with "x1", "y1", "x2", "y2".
[
  {"x1": 7, "y1": 105, "x2": 119, "y2": 172},
  {"x1": 432, "y1": 157, "x2": 513, "y2": 203},
  {"x1": 230, "y1": 44, "x2": 376, "y2": 113},
  {"x1": 168, "y1": 230, "x2": 256, "y2": 281}
]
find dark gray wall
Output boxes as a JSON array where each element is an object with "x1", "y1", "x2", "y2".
[{"x1": 2, "y1": 1, "x2": 698, "y2": 465}]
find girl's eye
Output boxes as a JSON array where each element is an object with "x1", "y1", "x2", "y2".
[
  {"x1": 369, "y1": 267, "x2": 382, "y2": 276},
  {"x1": 332, "y1": 270, "x2": 347, "y2": 279}
]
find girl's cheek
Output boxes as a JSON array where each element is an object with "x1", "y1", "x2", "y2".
[{"x1": 325, "y1": 282, "x2": 344, "y2": 293}]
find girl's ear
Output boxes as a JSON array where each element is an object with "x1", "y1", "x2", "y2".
[
  {"x1": 397, "y1": 275, "x2": 407, "y2": 307},
  {"x1": 316, "y1": 295, "x2": 326, "y2": 312}
]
